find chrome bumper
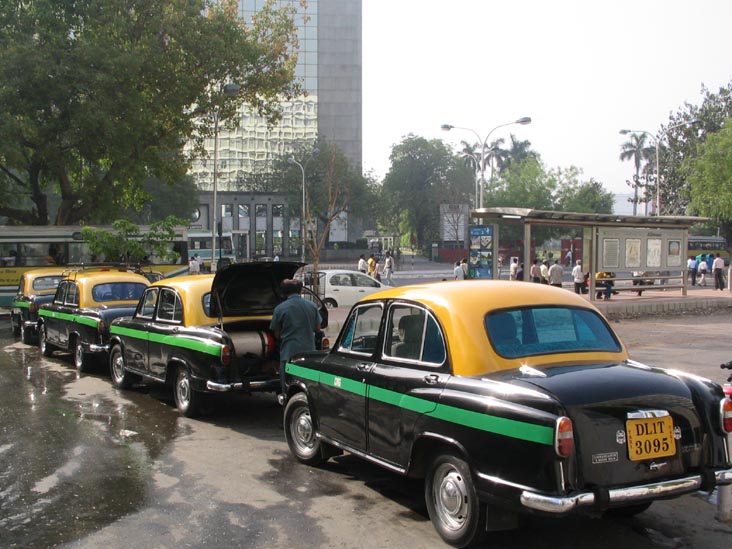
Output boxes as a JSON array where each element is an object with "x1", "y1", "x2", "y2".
[
  {"x1": 85, "y1": 343, "x2": 109, "y2": 354},
  {"x1": 206, "y1": 379, "x2": 277, "y2": 392},
  {"x1": 520, "y1": 469, "x2": 732, "y2": 513}
]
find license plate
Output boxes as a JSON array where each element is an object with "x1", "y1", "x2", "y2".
[{"x1": 626, "y1": 416, "x2": 676, "y2": 461}]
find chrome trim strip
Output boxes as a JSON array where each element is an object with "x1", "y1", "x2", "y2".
[
  {"x1": 477, "y1": 472, "x2": 539, "y2": 493},
  {"x1": 206, "y1": 381, "x2": 231, "y2": 392},
  {"x1": 86, "y1": 343, "x2": 109, "y2": 353},
  {"x1": 520, "y1": 476, "x2": 703, "y2": 513},
  {"x1": 317, "y1": 434, "x2": 407, "y2": 475},
  {"x1": 716, "y1": 468, "x2": 732, "y2": 484},
  {"x1": 626, "y1": 409, "x2": 670, "y2": 419}
]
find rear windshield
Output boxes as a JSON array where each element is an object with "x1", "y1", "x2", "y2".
[
  {"x1": 32, "y1": 276, "x2": 63, "y2": 292},
  {"x1": 485, "y1": 306, "x2": 621, "y2": 358},
  {"x1": 92, "y1": 282, "x2": 147, "y2": 302}
]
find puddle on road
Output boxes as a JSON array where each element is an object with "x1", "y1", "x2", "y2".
[{"x1": 0, "y1": 336, "x2": 184, "y2": 547}]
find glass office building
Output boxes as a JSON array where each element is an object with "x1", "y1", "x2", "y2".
[{"x1": 188, "y1": 0, "x2": 362, "y2": 260}]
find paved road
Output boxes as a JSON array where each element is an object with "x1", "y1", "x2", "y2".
[{"x1": 1, "y1": 312, "x2": 731, "y2": 548}]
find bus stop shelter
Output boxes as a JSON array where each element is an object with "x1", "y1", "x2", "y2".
[{"x1": 470, "y1": 207, "x2": 708, "y2": 301}]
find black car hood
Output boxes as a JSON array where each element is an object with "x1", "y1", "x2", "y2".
[{"x1": 211, "y1": 261, "x2": 304, "y2": 317}]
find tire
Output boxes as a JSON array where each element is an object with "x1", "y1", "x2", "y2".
[
  {"x1": 11, "y1": 315, "x2": 20, "y2": 337},
  {"x1": 109, "y1": 345, "x2": 139, "y2": 389},
  {"x1": 20, "y1": 322, "x2": 33, "y2": 345},
  {"x1": 425, "y1": 453, "x2": 486, "y2": 548},
  {"x1": 605, "y1": 501, "x2": 652, "y2": 517},
  {"x1": 284, "y1": 392, "x2": 324, "y2": 466},
  {"x1": 173, "y1": 366, "x2": 201, "y2": 418},
  {"x1": 73, "y1": 337, "x2": 91, "y2": 373},
  {"x1": 39, "y1": 325, "x2": 54, "y2": 357},
  {"x1": 324, "y1": 298, "x2": 338, "y2": 309}
]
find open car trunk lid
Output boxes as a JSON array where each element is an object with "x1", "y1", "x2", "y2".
[{"x1": 211, "y1": 262, "x2": 304, "y2": 317}]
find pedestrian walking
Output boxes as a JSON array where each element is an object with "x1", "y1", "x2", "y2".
[
  {"x1": 188, "y1": 254, "x2": 200, "y2": 274},
  {"x1": 530, "y1": 259, "x2": 542, "y2": 283},
  {"x1": 572, "y1": 259, "x2": 585, "y2": 294},
  {"x1": 548, "y1": 260, "x2": 563, "y2": 287},
  {"x1": 540, "y1": 260, "x2": 550, "y2": 284},
  {"x1": 454, "y1": 260, "x2": 465, "y2": 280},
  {"x1": 269, "y1": 279, "x2": 323, "y2": 397},
  {"x1": 509, "y1": 257, "x2": 519, "y2": 281},
  {"x1": 712, "y1": 253, "x2": 726, "y2": 290},
  {"x1": 688, "y1": 256, "x2": 698, "y2": 286},
  {"x1": 367, "y1": 254, "x2": 376, "y2": 277},
  {"x1": 357, "y1": 254, "x2": 367, "y2": 273},
  {"x1": 516, "y1": 263, "x2": 524, "y2": 281},
  {"x1": 698, "y1": 258, "x2": 708, "y2": 286},
  {"x1": 461, "y1": 258, "x2": 469, "y2": 279},
  {"x1": 382, "y1": 251, "x2": 394, "y2": 285}
]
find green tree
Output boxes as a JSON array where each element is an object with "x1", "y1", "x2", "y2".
[
  {"x1": 382, "y1": 135, "x2": 472, "y2": 250},
  {"x1": 118, "y1": 176, "x2": 199, "y2": 225},
  {"x1": 554, "y1": 170, "x2": 615, "y2": 214},
  {"x1": 81, "y1": 216, "x2": 187, "y2": 263},
  {"x1": 0, "y1": 0, "x2": 301, "y2": 225},
  {"x1": 684, "y1": 122, "x2": 732, "y2": 249},
  {"x1": 619, "y1": 133, "x2": 654, "y2": 215}
]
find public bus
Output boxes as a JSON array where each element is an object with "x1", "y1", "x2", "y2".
[
  {"x1": 0, "y1": 225, "x2": 190, "y2": 307},
  {"x1": 187, "y1": 229, "x2": 237, "y2": 270},
  {"x1": 688, "y1": 236, "x2": 730, "y2": 264}
]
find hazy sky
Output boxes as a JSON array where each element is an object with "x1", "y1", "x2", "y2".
[{"x1": 361, "y1": 0, "x2": 732, "y2": 194}]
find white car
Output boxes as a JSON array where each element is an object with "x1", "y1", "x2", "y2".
[{"x1": 301, "y1": 269, "x2": 387, "y2": 309}]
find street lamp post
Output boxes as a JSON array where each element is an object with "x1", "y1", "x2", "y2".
[
  {"x1": 441, "y1": 117, "x2": 532, "y2": 209},
  {"x1": 288, "y1": 149, "x2": 319, "y2": 262},
  {"x1": 619, "y1": 119, "x2": 697, "y2": 216},
  {"x1": 205, "y1": 83, "x2": 240, "y2": 273}
]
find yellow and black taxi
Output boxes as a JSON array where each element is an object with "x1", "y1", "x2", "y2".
[
  {"x1": 38, "y1": 269, "x2": 150, "y2": 372},
  {"x1": 108, "y1": 262, "x2": 328, "y2": 417},
  {"x1": 282, "y1": 281, "x2": 732, "y2": 547},
  {"x1": 10, "y1": 267, "x2": 66, "y2": 344}
]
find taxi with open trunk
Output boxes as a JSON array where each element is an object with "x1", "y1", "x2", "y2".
[{"x1": 282, "y1": 280, "x2": 732, "y2": 547}]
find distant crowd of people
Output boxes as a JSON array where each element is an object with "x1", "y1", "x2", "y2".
[{"x1": 358, "y1": 250, "x2": 396, "y2": 285}]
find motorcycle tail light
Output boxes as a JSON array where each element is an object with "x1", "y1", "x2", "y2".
[
  {"x1": 721, "y1": 397, "x2": 732, "y2": 434},
  {"x1": 555, "y1": 416, "x2": 575, "y2": 458},
  {"x1": 221, "y1": 344, "x2": 232, "y2": 366}
]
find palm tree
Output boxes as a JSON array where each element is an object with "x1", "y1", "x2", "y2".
[
  {"x1": 619, "y1": 134, "x2": 654, "y2": 215},
  {"x1": 503, "y1": 134, "x2": 535, "y2": 171}
]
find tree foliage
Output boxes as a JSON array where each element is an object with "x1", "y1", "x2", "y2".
[
  {"x1": 684, "y1": 121, "x2": 732, "y2": 249},
  {"x1": 81, "y1": 216, "x2": 187, "y2": 263},
  {"x1": 381, "y1": 135, "x2": 472, "y2": 249},
  {"x1": 0, "y1": 0, "x2": 302, "y2": 225}
]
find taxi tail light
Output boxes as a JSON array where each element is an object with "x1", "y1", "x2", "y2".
[
  {"x1": 555, "y1": 416, "x2": 575, "y2": 458},
  {"x1": 221, "y1": 344, "x2": 232, "y2": 366},
  {"x1": 721, "y1": 397, "x2": 732, "y2": 434}
]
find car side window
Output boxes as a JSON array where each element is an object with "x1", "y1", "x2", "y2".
[
  {"x1": 384, "y1": 305, "x2": 446, "y2": 365},
  {"x1": 65, "y1": 283, "x2": 79, "y2": 306},
  {"x1": 54, "y1": 281, "x2": 68, "y2": 304},
  {"x1": 156, "y1": 289, "x2": 182, "y2": 323},
  {"x1": 338, "y1": 304, "x2": 383, "y2": 355},
  {"x1": 330, "y1": 274, "x2": 351, "y2": 287},
  {"x1": 354, "y1": 274, "x2": 379, "y2": 288},
  {"x1": 137, "y1": 288, "x2": 159, "y2": 319}
]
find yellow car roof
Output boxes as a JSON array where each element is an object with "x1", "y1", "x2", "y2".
[
  {"x1": 361, "y1": 280, "x2": 628, "y2": 376},
  {"x1": 150, "y1": 274, "x2": 217, "y2": 327}
]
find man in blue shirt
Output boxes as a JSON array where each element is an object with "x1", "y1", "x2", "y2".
[{"x1": 270, "y1": 279, "x2": 322, "y2": 398}]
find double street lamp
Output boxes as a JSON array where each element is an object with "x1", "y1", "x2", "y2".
[
  {"x1": 288, "y1": 148, "x2": 319, "y2": 262},
  {"x1": 441, "y1": 117, "x2": 532, "y2": 209},
  {"x1": 619, "y1": 119, "x2": 698, "y2": 216}
]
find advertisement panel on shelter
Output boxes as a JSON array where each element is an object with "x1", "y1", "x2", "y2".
[{"x1": 469, "y1": 225, "x2": 494, "y2": 279}]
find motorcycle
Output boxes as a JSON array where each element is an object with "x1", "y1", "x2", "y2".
[{"x1": 721, "y1": 360, "x2": 732, "y2": 397}]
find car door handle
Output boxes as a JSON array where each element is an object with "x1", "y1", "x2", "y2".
[
  {"x1": 424, "y1": 374, "x2": 440, "y2": 385},
  {"x1": 356, "y1": 362, "x2": 372, "y2": 372}
]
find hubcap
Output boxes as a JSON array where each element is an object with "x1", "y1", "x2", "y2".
[
  {"x1": 292, "y1": 408, "x2": 315, "y2": 452},
  {"x1": 433, "y1": 464, "x2": 469, "y2": 531},
  {"x1": 177, "y1": 372, "x2": 190, "y2": 405},
  {"x1": 112, "y1": 354, "x2": 124, "y2": 381},
  {"x1": 75, "y1": 344, "x2": 84, "y2": 369}
]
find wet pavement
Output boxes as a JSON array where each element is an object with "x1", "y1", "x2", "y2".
[{"x1": 1, "y1": 312, "x2": 732, "y2": 548}]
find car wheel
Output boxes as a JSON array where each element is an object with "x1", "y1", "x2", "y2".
[
  {"x1": 173, "y1": 366, "x2": 201, "y2": 418},
  {"x1": 284, "y1": 392, "x2": 324, "y2": 466},
  {"x1": 324, "y1": 298, "x2": 338, "y2": 309},
  {"x1": 605, "y1": 501, "x2": 652, "y2": 517},
  {"x1": 425, "y1": 452, "x2": 486, "y2": 548},
  {"x1": 110, "y1": 345, "x2": 139, "y2": 389},
  {"x1": 39, "y1": 325, "x2": 54, "y2": 357},
  {"x1": 73, "y1": 338, "x2": 91, "y2": 373},
  {"x1": 20, "y1": 322, "x2": 33, "y2": 345}
]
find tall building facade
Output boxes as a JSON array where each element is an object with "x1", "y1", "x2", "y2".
[{"x1": 189, "y1": 0, "x2": 362, "y2": 260}]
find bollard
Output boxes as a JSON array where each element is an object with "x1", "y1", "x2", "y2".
[{"x1": 719, "y1": 432, "x2": 732, "y2": 522}]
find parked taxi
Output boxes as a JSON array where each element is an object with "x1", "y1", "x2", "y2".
[
  {"x1": 10, "y1": 267, "x2": 66, "y2": 344},
  {"x1": 283, "y1": 280, "x2": 732, "y2": 547},
  {"x1": 38, "y1": 269, "x2": 149, "y2": 372},
  {"x1": 109, "y1": 263, "x2": 328, "y2": 417}
]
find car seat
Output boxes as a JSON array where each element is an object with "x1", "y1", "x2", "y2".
[
  {"x1": 395, "y1": 314, "x2": 423, "y2": 359},
  {"x1": 488, "y1": 314, "x2": 521, "y2": 353}
]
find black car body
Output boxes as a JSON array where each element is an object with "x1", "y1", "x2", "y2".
[
  {"x1": 282, "y1": 281, "x2": 732, "y2": 547},
  {"x1": 38, "y1": 269, "x2": 150, "y2": 372},
  {"x1": 108, "y1": 263, "x2": 328, "y2": 417}
]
